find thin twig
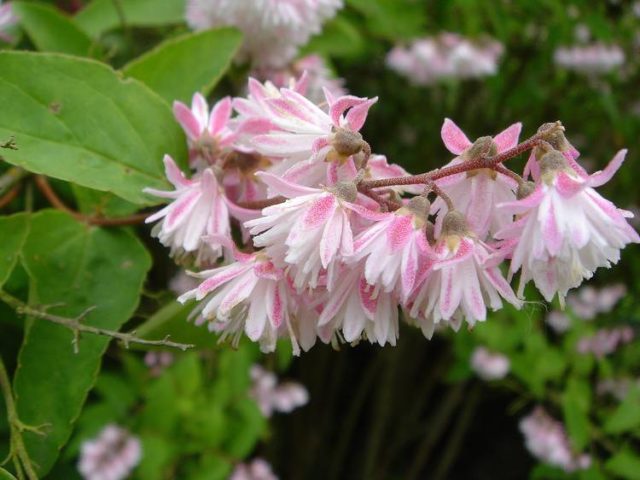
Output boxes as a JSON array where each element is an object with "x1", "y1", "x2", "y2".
[
  {"x1": 0, "y1": 167, "x2": 28, "y2": 197},
  {"x1": 0, "y1": 184, "x2": 21, "y2": 209},
  {"x1": 34, "y1": 175, "x2": 150, "y2": 227},
  {"x1": 0, "y1": 290, "x2": 194, "y2": 351},
  {"x1": 237, "y1": 196, "x2": 286, "y2": 210}
]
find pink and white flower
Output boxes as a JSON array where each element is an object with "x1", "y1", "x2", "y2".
[
  {"x1": 554, "y1": 43, "x2": 625, "y2": 74},
  {"x1": 576, "y1": 326, "x2": 634, "y2": 358},
  {"x1": 0, "y1": 1, "x2": 17, "y2": 43},
  {"x1": 78, "y1": 425, "x2": 142, "y2": 480},
  {"x1": 433, "y1": 119, "x2": 521, "y2": 239},
  {"x1": 497, "y1": 150, "x2": 639, "y2": 303},
  {"x1": 230, "y1": 458, "x2": 279, "y2": 480},
  {"x1": 145, "y1": 155, "x2": 257, "y2": 266},
  {"x1": 249, "y1": 364, "x2": 309, "y2": 417},
  {"x1": 173, "y1": 94, "x2": 236, "y2": 166},
  {"x1": 317, "y1": 263, "x2": 400, "y2": 346},
  {"x1": 408, "y1": 212, "x2": 521, "y2": 338},
  {"x1": 245, "y1": 173, "x2": 366, "y2": 289},
  {"x1": 470, "y1": 346, "x2": 510, "y2": 380}
]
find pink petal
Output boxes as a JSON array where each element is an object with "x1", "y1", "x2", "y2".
[
  {"x1": 173, "y1": 102, "x2": 202, "y2": 141},
  {"x1": 304, "y1": 194, "x2": 337, "y2": 229},
  {"x1": 588, "y1": 149, "x2": 626, "y2": 188},
  {"x1": 439, "y1": 266, "x2": 463, "y2": 319},
  {"x1": 255, "y1": 171, "x2": 319, "y2": 198},
  {"x1": 441, "y1": 118, "x2": 472, "y2": 155},
  {"x1": 165, "y1": 190, "x2": 200, "y2": 231},
  {"x1": 191, "y1": 93, "x2": 209, "y2": 126},
  {"x1": 555, "y1": 172, "x2": 584, "y2": 198},
  {"x1": 163, "y1": 154, "x2": 190, "y2": 188},
  {"x1": 541, "y1": 198, "x2": 562, "y2": 256},
  {"x1": 387, "y1": 215, "x2": 413, "y2": 251},
  {"x1": 208, "y1": 96, "x2": 232, "y2": 135},
  {"x1": 195, "y1": 263, "x2": 252, "y2": 298},
  {"x1": 345, "y1": 98, "x2": 378, "y2": 131},
  {"x1": 493, "y1": 123, "x2": 522, "y2": 152},
  {"x1": 320, "y1": 210, "x2": 343, "y2": 268}
]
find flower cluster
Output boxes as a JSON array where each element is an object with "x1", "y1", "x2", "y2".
[
  {"x1": 0, "y1": 0, "x2": 17, "y2": 43},
  {"x1": 386, "y1": 33, "x2": 504, "y2": 85},
  {"x1": 145, "y1": 73, "x2": 638, "y2": 355},
  {"x1": 185, "y1": 0, "x2": 343, "y2": 67},
  {"x1": 553, "y1": 43, "x2": 625, "y2": 74},
  {"x1": 576, "y1": 326, "x2": 634, "y2": 358},
  {"x1": 230, "y1": 458, "x2": 278, "y2": 480},
  {"x1": 519, "y1": 407, "x2": 591, "y2": 472},
  {"x1": 249, "y1": 364, "x2": 309, "y2": 417},
  {"x1": 77, "y1": 425, "x2": 142, "y2": 480},
  {"x1": 470, "y1": 346, "x2": 510, "y2": 381}
]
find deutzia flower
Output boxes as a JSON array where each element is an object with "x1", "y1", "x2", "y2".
[
  {"x1": 497, "y1": 149, "x2": 639, "y2": 303},
  {"x1": 408, "y1": 211, "x2": 521, "y2": 338},
  {"x1": 178, "y1": 241, "x2": 297, "y2": 353},
  {"x1": 249, "y1": 364, "x2": 309, "y2": 417},
  {"x1": 172, "y1": 94, "x2": 235, "y2": 167},
  {"x1": 230, "y1": 458, "x2": 279, "y2": 480},
  {"x1": 78, "y1": 425, "x2": 142, "y2": 480},
  {"x1": 470, "y1": 346, "x2": 510, "y2": 380},
  {"x1": 245, "y1": 173, "x2": 366, "y2": 289},
  {"x1": 0, "y1": 1, "x2": 17, "y2": 43},
  {"x1": 433, "y1": 119, "x2": 521, "y2": 239},
  {"x1": 145, "y1": 155, "x2": 256, "y2": 266}
]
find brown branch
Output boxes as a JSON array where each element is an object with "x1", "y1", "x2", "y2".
[
  {"x1": 237, "y1": 196, "x2": 286, "y2": 210},
  {"x1": 34, "y1": 175, "x2": 150, "y2": 226},
  {"x1": 0, "y1": 184, "x2": 21, "y2": 209}
]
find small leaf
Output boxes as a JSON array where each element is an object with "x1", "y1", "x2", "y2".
[
  {"x1": 0, "y1": 52, "x2": 187, "y2": 205},
  {"x1": 12, "y1": 2, "x2": 97, "y2": 56},
  {"x1": 562, "y1": 378, "x2": 591, "y2": 451},
  {"x1": 604, "y1": 386, "x2": 640, "y2": 435},
  {"x1": 0, "y1": 213, "x2": 29, "y2": 288},
  {"x1": 74, "y1": 0, "x2": 186, "y2": 37},
  {"x1": 605, "y1": 448, "x2": 640, "y2": 480},
  {"x1": 123, "y1": 28, "x2": 242, "y2": 104},
  {"x1": 13, "y1": 210, "x2": 151, "y2": 476}
]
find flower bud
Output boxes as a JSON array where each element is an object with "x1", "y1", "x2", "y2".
[
  {"x1": 517, "y1": 181, "x2": 536, "y2": 199},
  {"x1": 332, "y1": 128, "x2": 364, "y2": 157},
  {"x1": 539, "y1": 150, "x2": 568, "y2": 175},
  {"x1": 537, "y1": 122, "x2": 570, "y2": 152},
  {"x1": 332, "y1": 181, "x2": 358, "y2": 203},
  {"x1": 464, "y1": 136, "x2": 498, "y2": 160}
]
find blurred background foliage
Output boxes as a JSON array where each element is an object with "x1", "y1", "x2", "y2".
[{"x1": 1, "y1": 0, "x2": 639, "y2": 479}]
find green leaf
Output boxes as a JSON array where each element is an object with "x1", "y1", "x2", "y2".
[
  {"x1": 0, "y1": 52, "x2": 187, "y2": 205},
  {"x1": 122, "y1": 28, "x2": 242, "y2": 104},
  {"x1": 605, "y1": 448, "x2": 640, "y2": 480},
  {"x1": 13, "y1": 210, "x2": 151, "y2": 476},
  {"x1": 604, "y1": 386, "x2": 640, "y2": 435},
  {"x1": 72, "y1": 185, "x2": 140, "y2": 217},
  {"x1": 74, "y1": 0, "x2": 186, "y2": 37},
  {"x1": 562, "y1": 378, "x2": 591, "y2": 451},
  {"x1": 0, "y1": 467, "x2": 17, "y2": 480},
  {"x1": 12, "y1": 2, "x2": 97, "y2": 56},
  {"x1": 0, "y1": 213, "x2": 29, "y2": 289}
]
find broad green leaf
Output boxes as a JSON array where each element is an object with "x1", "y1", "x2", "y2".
[
  {"x1": 75, "y1": 0, "x2": 186, "y2": 37},
  {"x1": 0, "y1": 52, "x2": 187, "y2": 205},
  {"x1": 562, "y1": 378, "x2": 591, "y2": 451},
  {"x1": 604, "y1": 386, "x2": 640, "y2": 435},
  {"x1": 13, "y1": 210, "x2": 151, "y2": 476},
  {"x1": 72, "y1": 185, "x2": 140, "y2": 217},
  {"x1": 0, "y1": 213, "x2": 29, "y2": 288},
  {"x1": 123, "y1": 28, "x2": 242, "y2": 104},
  {"x1": 0, "y1": 467, "x2": 17, "y2": 480},
  {"x1": 605, "y1": 448, "x2": 640, "y2": 480},
  {"x1": 134, "y1": 300, "x2": 216, "y2": 350},
  {"x1": 12, "y1": 2, "x2": 97, "y2": 56}
]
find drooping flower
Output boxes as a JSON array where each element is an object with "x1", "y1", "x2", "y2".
[
  {"x1": 350, "y1": 197, "x2": 432, "y2": 300},
  {"x1": 178, "y1": 239, "x2": 300, "y2": 353},
  {"x1": 519, "y1": 407, "x2": 591, "y2": 472},
  {"x1": 186, "y1": 0, "x2": 343, "y2": 68},
  {"x1": 576, "y1": 326, "x2": 634, "y2": 358},
  {"x1": 0, "y1": 1, "x2": 17, "y2": 43},
  {"x1": 245, "y1": 173, "x2": 366, "y2": 289},
  {"x1": 497, "y1": 149, "x2": 639, "y2": 303},
  {"x1": 145, "y1": 155, "x2": 257, "y2": 266},
  {"x1": 317, "y1": 262, "x2": 400, "y2": 346},
  {"x1": 78, "y1": 425, "x2": 142, "y2": 480},
  {"x1": 249, "y1": 364, "x2": 309, "y2": 417},
  {"x1": 554, "y1": 43, "x2": 625, "y2": 74},
  {"x1": 432, "y1": 119, "x2": 521, "y2": 239},
  {"x1": 229, "y1": 458, "x2": 279, "y2": 480},
  {"x1": 567, "y1": 283, "x2": 626, "y2": 320},
  {"x1": 408, "y1": 211, "x2": 521, "y2": 338},
  {"x1": 173, "y1": 94, "x2": 236, "y2": 167},
  {"x1": 470, "y1": 346, "x2": 510, "y2": 380}
]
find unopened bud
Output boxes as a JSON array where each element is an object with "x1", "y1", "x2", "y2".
[
  {"x1": 332, "y1": 181, "x2": 358, "y2": 203},
  {"x1": 407, "y1": 196, "x2": 430, "y2": 219},
  {"x1": 539, "y1": 150, "x2": 568, "y2": 174},
  {"x1": 441, "y1": 210, "x2": 469, "y2": 237},
  {"x1": 517, "y1": 181, "x2": 536, "y2": 199},
  {"x1": 538, "y1": 122, "x2": 570, "y2": 152},
  {"x1": 464, "y1": 136, "x2": 498, "y2": 160},
  {"x1": 332, "y1": 128, "x2": 364, "y2": 157}
]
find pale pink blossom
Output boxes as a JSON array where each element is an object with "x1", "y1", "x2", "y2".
[
  {"x1": 554, "y1": 43, "x2": 625, "y2": 74},
  {"x1": 186, "y1": 0, "x2": 343, "y2": 68},
  {"x1": 249, "y1": 364, "x2": 309, "y2": 417},
  {"x1": 229, "y1": 458, "x2": 278, "y2": 480},
  {"x1": 597, "y1": 377, "x2": 639, "y2": 401},
  {"x1": 408, "y1": 212, "x2": 521, "y2": 338},
  {"x1": 168, "y1": 270, "x2": 199, "y2": 296},
  {"x1": 144, "y1": 351, "x2": 174, "y2": 377},
  {"x1": 145, "y1": 156, "x2": 257, "y2": 266},
  {"x1": 386, "y1": 33, "x2": 503, "y2": 85},
  {"x1": 576, "y1": 326, "x2": 634, "y2": 358},
  {"x1": 433, "y1": 119, "x2": 521, "y2": 239},
  {"x1": 567, "y1": 283, "x2": 626, "y2": 320},
  {"x1": 497, "y1": 150, "x2": 639, "y2": 303},
  {"x1": 173, "y1": 94, "x2": 236, "y2": 167},
  {"x1": 0, "y1": 1, "x2": 17, "y2": 43},
  {"x1": 78, "y1": 425, "x2": 142, "y2": 480},
  {"x1": 470, "y1": 346, "x2": 510, "y2": 380},
  {"x1": 520, "y1": 407, "x2": 591, "y2": 472},
  {"x1": 178, "y1": 243, "x2": 298, "y2": 354},
  {"x1": 245, "y1": 173, "x2": 366, "y2": 289},
  {"x1": 317, "y1": 263, "x2": 400, "y2": 346},
  {"x1": 350, "y1": 197, "x2": 432, "y2": 300},
  {"x1": 546, "y1": 310, "x2": 571, "y2": 333}
]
